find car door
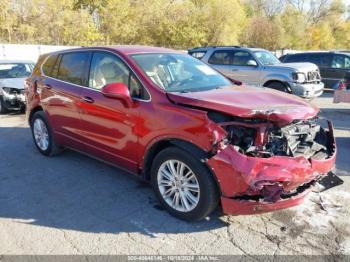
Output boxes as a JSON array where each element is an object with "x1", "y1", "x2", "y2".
[
  {"x1": 315, "y1": 53, "x2": 336, "y2": 89},
  {"x1": 38, "y1": 51, "x2": 90, "y2": 149},
  {"x1": 229, "y1": 50, "x2": 261, "y2": 86},
  {"x1": 79, "y1": 51, "x2": 148, "y2": 172},
  {"x1": 327, "y1": 54, "x2": 350, "y2": 89}
]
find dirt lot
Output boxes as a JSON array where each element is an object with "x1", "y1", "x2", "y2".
[{"x1": 0, "y1": 92, "x2": 349, "y2": 256}]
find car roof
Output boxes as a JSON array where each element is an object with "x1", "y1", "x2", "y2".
[
  {"x1": 285, "y1": 51, "x2": 350, "y2": 56},
  {"x1": 0, "y1": 60, "x2": 35, "y2": 64},
  {"x1": 188, "y1": 46, "x2": 266, "y2": 52},
  {"x1": 46, "y1": 45, "x2": 183, "y2": 56}
]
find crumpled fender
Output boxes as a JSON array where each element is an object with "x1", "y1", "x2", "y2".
[{"x1": 207, "y1": 121, "x2": 336, "y2": 198}]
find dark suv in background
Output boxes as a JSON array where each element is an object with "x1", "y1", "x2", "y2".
[{"x1": 280, "y1": 52, "x2": 350, "y2": 90}]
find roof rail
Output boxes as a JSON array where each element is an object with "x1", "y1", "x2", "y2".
[{"x1": 189, "y1": 45, "x2": 241, "y2": 50}]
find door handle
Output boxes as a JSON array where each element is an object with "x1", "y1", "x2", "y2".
[{"x1": 82, "y1": 96, "x2": 94, "y2": 103}]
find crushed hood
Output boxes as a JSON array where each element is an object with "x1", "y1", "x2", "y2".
[
  {"x1": 166, "y1": 86, "x2": 319, "y2": 125},
  {"x1": 0, "y1": 78, "x2": 26, "y2": 90}
]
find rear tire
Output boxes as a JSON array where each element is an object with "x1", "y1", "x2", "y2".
[
  {"x1": 30, "y1": 111, "x2": 63, "y2": 156},
  {"x1": 265, "y1": 81, "x2": 290, "y2": 93},
  {"x1": 0, "y1": 96, "x2": 8, "y2": 114},
  {"x1": 151, "y1": 147, "x2": 219, "y2": 221}
]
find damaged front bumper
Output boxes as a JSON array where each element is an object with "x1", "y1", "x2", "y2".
[
  {"x1": 1, "y1": 87, "x2": 26, "y2": 110},
  {"x1": 207, "y1": 120, "x2": 338, "y2": 215}
]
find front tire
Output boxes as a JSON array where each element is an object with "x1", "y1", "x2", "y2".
[
  {"x1": 151, "y1": 147, "x2": 219, "y2": 221},
  {"x1": 30, "y1": 111, "x2": 62, "y2": 156}
]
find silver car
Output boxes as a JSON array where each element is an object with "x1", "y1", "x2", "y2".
[
  {"x1": 188, "y1": 46, "x2": 324, "y2": 99},
  {"x1": 0, "y1": 60, "x2": 34, "y2": 113}
]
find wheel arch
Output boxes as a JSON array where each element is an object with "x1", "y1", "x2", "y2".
[
  {"x1": 142, "y1": 137, "x2": 222, "y2": 195},
  {"x1": 28, "y1": 105, "x2": 44, "y2": 126}
]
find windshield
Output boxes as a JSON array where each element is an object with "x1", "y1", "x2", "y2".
[
  {"x1": 254, "y1": 51, "x2": 280, "y2": 66},
  {"x1": 131, "y1": 53, "x2": 232, "y2": 92},
  {"x1": 0, "y1": 63, "x2": 34, "y2": 79}
]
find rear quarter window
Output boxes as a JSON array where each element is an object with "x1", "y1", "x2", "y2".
[{"x1": 42, "y1": 54, "x2": 58, "y2": 77}]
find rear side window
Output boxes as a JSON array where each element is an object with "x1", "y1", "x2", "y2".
[
  {"x1": 189, "y1": 51, "x2": 206, "y2": 60},
  {"x1": 42, "y1": 54, "x2": 58, "y2": 77},
  {"x1": 57, "y1": 52, "x2": 90, "y2": 86},
  {"x1": 308, "y1": 53, "x2": 332, "y2": 67},
  {"x1": 208, "y1": 50, "x2": 233, "y2": 65}
]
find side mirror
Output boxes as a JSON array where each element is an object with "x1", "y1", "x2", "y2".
[
  {"x1": 247, "y1": 60, "x2": 258, "y2": 66},
  {"x1": 101, "y1": 82, "x2": 133, "y2": 107}
]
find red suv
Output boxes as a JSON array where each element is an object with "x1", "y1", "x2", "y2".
[{"x1": 26, "y1": 46, "x2": 338, "y2": 221}]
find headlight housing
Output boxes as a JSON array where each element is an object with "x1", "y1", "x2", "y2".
[
  {"x1": 292, "y1": 72, "x2": 306, "y2": 83},
  {"x1": 2, "y1": 87, "x2": 11, "y2": 93}
]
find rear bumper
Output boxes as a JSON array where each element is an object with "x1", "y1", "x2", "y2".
[
  {"x1": 207, "y1": 120, "x2": 336, "y2": 216},
  {"x1": 334, "y1": 89, "x2": 350, "y2": 103},
  {"x1": 289, "y1": 82, "x2": 324, "y2": 98}
]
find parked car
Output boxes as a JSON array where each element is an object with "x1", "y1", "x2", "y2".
[
  {"x1": 280, "y1": 51, "x2": 350, "y2": 90},
  {"x1": 26, "y1": 46, "x2": 338, "y2": 221},
  {"x1": 334, "y1": 72, "x2": 350, "y2": 103},
  {"x1": 188, "y1": 46, "x2": 324, "y2": 99},
  {"x1": 0, "y1": 60, "x2": 34, "y2": 113}
]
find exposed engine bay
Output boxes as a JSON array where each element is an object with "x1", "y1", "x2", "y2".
[{"x1": 208, "y1": 111, "x2": 333, "y2": 160}]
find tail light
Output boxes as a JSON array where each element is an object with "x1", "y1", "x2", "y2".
[{"x1": 338, "y1": 81, "x2": 346, "y2": 90}]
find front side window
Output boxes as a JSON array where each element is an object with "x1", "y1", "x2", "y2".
[
  {"x1": 0, "y1": 63, "x2": 33, "y2": 79},
  {"x1": 254, "y1": 51, "x2": 280, "y2": 65},
  {"x1": 232, "y1": 51, "x2": 257, "y2": 66},
  {"x1": 57, "y1": 52, "x2": 90, "y2": 86},
  {"x1": 89, "y1": 52, "x2": 146, "y2": 99},
  {"x1": 332, "y1": 55, "x2": 350, "y2": 69},
  {"x1": 208, "y1": 50, "x2": 233, "y2": 65},
  {"x1": 131, "y1": 53, "x2": 232, "y2": 93}
]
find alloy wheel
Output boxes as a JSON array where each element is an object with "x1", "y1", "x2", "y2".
[
  {"x1": 157, "y1": 159, "x2": 200, "y2": 212},
  {"x1": 33, "y1": 118, "x2": 49, "y2": 151}
]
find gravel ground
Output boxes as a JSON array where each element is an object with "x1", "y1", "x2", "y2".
[{"x1": 0, "y1": 92, "x2": 349, "y2": 256}]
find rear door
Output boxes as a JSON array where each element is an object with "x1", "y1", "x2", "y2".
[
  {"x1": 78, "y1": 51, "x2": 149, "y2": 172},
  {"x1": 38, "y1": 51, "x2": 91, "y2": 148}
]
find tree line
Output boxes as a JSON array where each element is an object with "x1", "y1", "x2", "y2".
[{"x1": 0, "y1": 0, "x2": 349, "y2": 50}]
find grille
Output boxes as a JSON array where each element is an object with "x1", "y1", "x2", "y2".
[{"x1": 307, "y1": 71, "x2": 321, "y2": 82}]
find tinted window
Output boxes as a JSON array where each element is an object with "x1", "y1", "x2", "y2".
[
  {"x1": 332, "y1": 55, "x2": 350, "y2": 69},
  {"x1": 284, "y1": 54, "x2": 308, "y2": 63},
  {"x1": 42, "y1": 54, "x2": 58, "y2": 77},
  {"x1": 57, "y1": 52, "x2": 90, "y2": 86},
  {"x1": 89, "y1": 52, "x2": 147, "y2": 99},
  {"x1": 308, "y1": 53, "x2": 332, "y2": 67},
  {"x1": 208, "y1": 50, "x2": 233, "y2": 65}
]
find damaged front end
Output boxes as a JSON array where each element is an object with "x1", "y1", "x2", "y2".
[{"x1": 206, "y1": 112, "x2": 339, "y2": 215}]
